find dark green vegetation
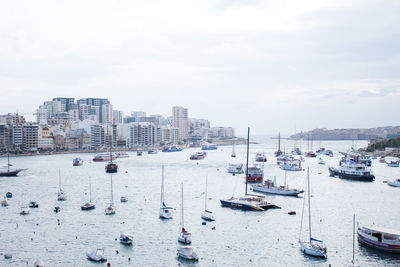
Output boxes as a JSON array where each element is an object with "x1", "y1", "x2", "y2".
[{"x1": 366, "y1": 137, "x2": 400, "y2": 152}]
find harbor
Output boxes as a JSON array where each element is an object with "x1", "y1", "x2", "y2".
[{"x1": 0, "y1": 137, "x2": 399, "y2": 266}]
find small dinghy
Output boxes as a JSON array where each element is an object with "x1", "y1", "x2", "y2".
[
  {"x1": 20, "y1": 206, "x2": 30, "y2": 215},
  {"x1": 1, "y1": 198, "x2": 8, "y2": 207},
  {"x1": 86, "y1": 248, "x2": 107, "y2": 262},
  {"x1": 120, "y1": 196, "x2": 128, "y2": 202},
  {"x1": 29, "y1": 201, "x2": 39, "y2": 208},
  {"x1": 388, "y1": 178, "x2": 400, "y2": 187}
]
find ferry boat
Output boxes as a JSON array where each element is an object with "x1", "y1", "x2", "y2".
[
  {"x1": 357, "y1": 225, "x2": 400, "y2": 253},
  {"x1": 247, "y1": 165, "x2": 263, "y2": 183},
  {"x1": 115, "y1": 152, "x2": 129, "y2": 158},
  {"x1": 201, "y1": 143, "x2": 218, "y2": 150},
  {"x1": 227, "y1": 163, "x2": 244, "y2": 174},
  {"x1": 162, "y1": 145, "x2": 182, "y2": 152},
  {"x1": 93, "y1": 153, "x2": 116, "y2": 162},
  {"x1": 329, "y1": 157, "x2": 375, "y2": 181},
  {"x1": 190, "y1": 152, "x2": 206, "y2": 160},
  {"x1": 255, "y1": 153, "x2": 267, "y2": 162},
  {"x1": 73, "y1": 157, "x2": 83, "y2": 166}
]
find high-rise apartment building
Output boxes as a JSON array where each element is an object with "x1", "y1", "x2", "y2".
[{"x1": 172, "y1": 106, "x2": 188, "y2": 141}]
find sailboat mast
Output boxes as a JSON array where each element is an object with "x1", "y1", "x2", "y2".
[
  {"x1": 89, "y1": 176, "x2": 92, "y2": 202},
  {"x1": 181, "y1": 183, "x2": 184, "y2": 230},
  {"x1": 353, "y1": 214, "x2": 355, "y2": 264},
  {"x1": 59, "y1": 169, "x2": 61, "y2": 188},
  {"x1": 278, "y1": 132, "x2": 281, "y2": 152},
  {"x1": 245, "y1": 127, "x2": 250, "y2": 195},
  {"x1": 307, "y1": 168, "x2": 312, "y2": 242},
  {"x1": 110, "y1": 175, "x2": 114, "y2": 205},
  {"x1": 7, "y1": 149, "x2": 10, "y2": 173},
  {"x1": 205, "y1": 176, "x2": 208, "y2": 211},
  {"x1": 160, "y1": 164, "x2": 164, "y2": 206},
  {"x1": 284, "y1": 171, "x2": 287, "y2": 187}
]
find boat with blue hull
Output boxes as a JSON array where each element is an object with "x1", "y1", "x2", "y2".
[{"x1": 357, "y1": 225, "x2": 400, "y2": 253}]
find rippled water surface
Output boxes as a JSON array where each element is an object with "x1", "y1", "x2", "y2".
[{"x1": 0, "y1": 138, "x2": 400, "y2": 266}]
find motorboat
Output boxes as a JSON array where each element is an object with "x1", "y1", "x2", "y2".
[
  {"x1": 357, "y1": 224, "x2": 400, "y2": 253},
  {"x1": 120, "y1": 233, "x2": 133, "y2": 245},
  {"x1": 57, "y1": 169, "x2": 66, "y2": 201},
  {"x1": 201, "y1": 143, "x2": 218, "y2": 150},
  {"x1": 316, "y1": 147, "x2": 325, "y2": 154},
  {"x1": 120, "y1": 196, "x2": 128, "y2": 202},
  {"x1": 105, "y1": 162, "x2": 118, "y2": 173},
  {"x1": 255, "y1": 153, "x2": 267, "y2": 162},
  {"x1": 159, "y1": 164, "x2": 173, "y2": 219},
  {"x1": 34, "y1": 259, "x2": 45, "y2": 267},
  {"x1": 104, "y1": 175, "x2": 116, "y2": 215},
  {"x1": 115, "y1": 151, "x2": 129, "y2": 158},
  {"x1": 72, "y1": 157, "x2": 83, "y2": 166},
  {"x1": 54, "y1": 206, "x2": 61, "y2": 213},
  {"x1": 86, "y1": 248, "x2": 107, "y2": 262},
  {"x1": 6, "y1": 192, "x2": 12, "y2": 198},
  {"x1": 281, "y1": 160, "x2": 302, "y2": 171},
  {"x1": 1, "y1": 198, "x2": 8, "y2": 207},
  {"x1": 92, "y1": 152, "x2": 116, "y2": 161},
  {"x1": 137, "y1": 150, "x2": 143, "y2": 156},
  {"x1": 246, "y1": 164, "x2": 263, "y2": 183},
  {"x1": 387, "y1": 160, "x2": 400, "y2": 167},
  {"x1": 251, "y1": 175, "x2": 304, "y2": 197},
  {"x1": 388, "y1": 179, "x2": 400, "y2": 187},
  {"x1": 162, "y1": 145, "x2": 182, "y2": 152},
  {"x1": 29, "y1": 201, "x2": 39, "y2": 208},
  {"x1": 318, "y1": 157, "x2": 326, "y2": 165},
  {"x1": 305, "y1": 151, "x2": 317, "y2": 157},
  {"x1": 227, "y1": 164, "x2": 244, "y2": 174},
  {"x1": 201, "y1": 176, "x2": 215, "y2": 221},
  {"x1": 81, "y1": 176, "x2": 95, "y2": 210},
  {"x1": 379, "y1": 156, "x2": 386, "y2": 163},
  {"x1": 148, "y1": 149, "x2": 158, "y2": 154},
  {"x1": 190, "y1": 152, "x2": 206, "y2": 160},
  {"x1": 20, "y1": 206, "x2": 30, "y2": 215},
  {"x1": 177, "y1": 246, "x2": 198, "y2": 261},
  {"x1": 329, "y1": 156, "x2": 375, "y2": 181},
  {"x1": 299, "y1": 168, "x2": 327, "y2": 258}
]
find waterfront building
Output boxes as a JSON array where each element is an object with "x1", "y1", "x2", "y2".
[
  {"x1": 172, "y1": 106, "x2": 188, "y2": 141},
  {"x1": 90, "y1": 124, "x2": 105, "y2": 149},
  {"x1": 38, "y1": 126, "x2": 54, "y2": 151},
  {"x1": 129, "y1": 122, "x2": 155, "y2": 147},
  {"x1": 0, "y1": 124, "x2": 10, "y2": 151},
  {"x1": 23, "y1": 123, "x2": 39, "y2": 151}
]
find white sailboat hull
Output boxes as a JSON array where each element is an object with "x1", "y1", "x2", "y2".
[
  {"x1": 251, "y1": 185, "x2": 303, "y2": 196},
  {"x1": 299, "y1": 241, "x2": 327, "y2": 258},
  {"x1": 159, "y1": 207, "x2": 173, "y2": 219},
  {"x1": 201, "y1": 210, "x2": 215, "y2": 221}
]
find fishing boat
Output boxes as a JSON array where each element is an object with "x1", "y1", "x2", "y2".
[
  {"x1": 251, "y1": 173, "x2": 304, "y2": 197},
  {"x1": 231, "y1": 140, "x2": 236, "y2": 158},
  {"x1": 19, "y1": 206, "x2": 30, "y2": 215},
  {"x1": 190, "y1": 152, "x2": 206, "y2": 160},
  {"x1": 162, "y1": 145, "x2": 182, "y2": 152},
  {"x1": 104, "y1": 175, "x2": 116, "y2": 215},
  {"x1": 72, "y1": 157, "x2": 83, "y2": 166},
  {"x1": 57, "y1": 169, "x2": 66, "y2": 201},
  {"x1": 86, "y1": 248, "x2": 107, "y2": 262},
  {"x1": 115, "y1": 151, "x2": 129, "y2": 158},
  {"x1": 81, "y1": 176, "x2": 95, "y2": 210},
  {"x1": 120, "y1": 233, "x2": 133, "y2": 245},
  {"x1": 357, "y1": 224, "x2": 400, "y2": 253},
  {"x1": 387, "y1": 160, "x2": 400, "y2": 167},
  {"x1": 0, "y1": 150, "x2": 25, "y2": 176},
  {"x1": 220, "y1": 127, "x2": 279, "y2": 211},
  {"x1": 388, "y1": 179, "x2": 400, "y2": 187},
  {"x1": 227, "y1": 163, "x2": 244, "y2": 174},
  {"x1": 159, "y1": 164, "x2": 173, "y2": 219},
  {"x1": 177, "y1": 246, "x2": 198, "y2": 261},
  {"x1": 201, "y1": 176, "x2": 215, "y2": 221},
  {"x1": 318, "y1": 157, "x2": 326, "y2": 165},
  {"x1": 178, "y1": 183, "x2": 192, "y2": 244},
  {"x1": 275, "y1": 132, "x2": 283, "y2": 156},
  {"x1": 201, "y1": 143, "x2": 218, "y2": 150},
  {"x1": 255, "y1": 153, "x2": 267, "y2": 162},
  {"x1": 92, "y1": 152, "x2": 116, "y2": 161},
  {"x1": 299, "y1": 168, "x2": 327, "y2": 258},
  {"x1": 329, "y1": 156, "x2": 375, "y2": 181}
]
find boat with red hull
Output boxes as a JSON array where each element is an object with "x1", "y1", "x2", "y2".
[{"x1": 357, "y1": 225, "x2": 400, "y2": 253}]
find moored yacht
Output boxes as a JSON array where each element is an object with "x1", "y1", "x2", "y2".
[
  {"x1": 388, "y1": 179, "x2": 400, "y2": 187},
  {"x1": 357, "y1": 224, "x2": 400, "y2": 253},
  {"x1": 190, "y1": 152, "x2": 206, "y2": 160},
  {"x1": 255, "y1": 153, "x2": 267, "y2": 162},
  {"x1": 329, "y1": 156, "x2": 375, "y2": 181},
  {"x1": 177, "y1": 246, "x2": 198, "y2": 261},
  {"x1": 73, "y1": 157, "x2": 83, "y2": 166},
  {"x1": 251, "y1": 175, "x2": 303, "y2": 196},
  {"x1": 115, "y1": 151, "x2": 129, "y2": 158},
  {"x1": 227, "y1": 163, "x2": 244, "y2": 174},
  {"x1": 387, "y1": 160, "x2": 399, "y2": 167},
  {"x1": 247, "y1": 164, "x2": 263, "y2": 183},
  {"x1": 93, "y1": 152, "x2": 116, "y2": 162},
  {"x1": 281, "y1": 159, "x2": 302, "y2": 171},
  {"x1": 120, "y1": 233, "x2": 133, "y2": 245}
]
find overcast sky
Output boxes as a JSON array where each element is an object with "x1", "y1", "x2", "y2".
[{"x1": 0, "y1": 0, "x2": 399, "y2": 135}]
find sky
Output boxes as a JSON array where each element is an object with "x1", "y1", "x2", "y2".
[{"x1": 0, "y1": 0, "x2": 399, "y2": 135}]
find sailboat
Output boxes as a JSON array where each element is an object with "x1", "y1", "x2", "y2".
[
  {"x1": 57, "y1": 169, "x2": 66, "y2": 201},
  {"x1": 159, "y1": 164, "x2": 173, "y2": 219},
  {"x1": 299, "y1": 168, "x2": 327, "y2": 258},
  {"x1": 201, "y1": 176, "x2": 215, "y2": 221},
  {"x1": 81, "y1": 176, "x2": 95, "y2": 210},
  {"x1": 105, "y1": 133, "x2": 118, "y2": 173},
  {"x1": 220, "y1": 127, "x2": 280, "y2": 211},
  {"x1": 178, "y1": 183, "x2": 192, "y2": 244},
  {"x1": 105, "y1": 175, "x2": 116, "y2": 215},
  {"x1": 0, "y1": 149, "x2": 24, "y2": 176},
  {"x1": 231, "y1": 140, "x2": 236, "y2": 158}
]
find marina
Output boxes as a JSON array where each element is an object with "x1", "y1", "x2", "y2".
[{"x1": 0, "y1": 138, "x2": 399, "y2": 266}]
